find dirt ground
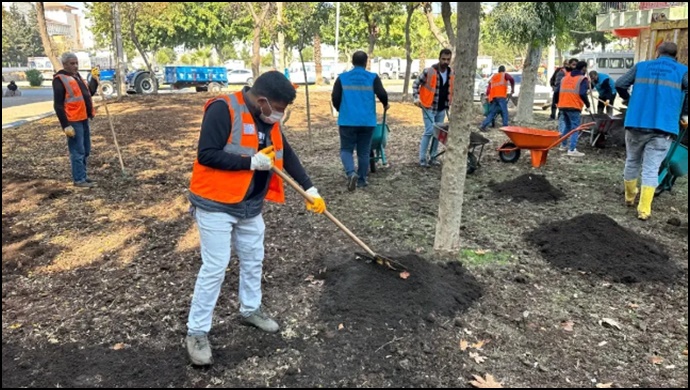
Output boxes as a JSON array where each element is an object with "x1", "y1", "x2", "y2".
[{"x1": 2, "y1": 90, "x2": 688, "y2": 388}]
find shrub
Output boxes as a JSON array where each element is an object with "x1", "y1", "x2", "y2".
[{"x1": 25, "y1": 69, "x2": 44, "y2": 87}]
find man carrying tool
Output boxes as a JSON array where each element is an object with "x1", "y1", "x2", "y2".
[
  {"x1": 479, "y1": 65, "x2": 515, "y2": 132},
  {"x1": 331, "y1": 51, "x2": 389, "y2": 191},
  {"x1": 549, "y1": 58, "x2": 578, "y2": 120},
  {"x1": 413, "y1": 48, "x2": 454, "y2": 167},
  {"x1": 589, "y1": 70, "x2": 617, "y2": 116},
  {"x1": 185, "y1": 71, "x2": 327, "y2": 366},
  {"x1": 52, "y1": 52, "x2": 99, "y2": 188},
  {"x1": 554, "y1": 60, "x2": 591, "y2": 157},
  {"x1": 615, "y1": 41, "x2": 688, "y2": 221}
]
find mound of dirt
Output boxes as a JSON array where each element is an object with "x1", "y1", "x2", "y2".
[
  {"x1": 318, "y1": 253, "x2": 481, "y2": 329},
  {"x1": 527, "y1": 213, "x2": 680, "y2": 283},
  {"x1": 490, "y1": 174, "x2": 565, "y2": 204}
]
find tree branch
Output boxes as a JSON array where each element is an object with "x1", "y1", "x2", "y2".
[{"x1": 422, "y1": 2, "x2": 450, "y2": 48}]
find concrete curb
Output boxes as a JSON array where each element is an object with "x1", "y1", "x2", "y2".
[{"x1": 2, "y1": 111, "x2": 54, "y2": 130}]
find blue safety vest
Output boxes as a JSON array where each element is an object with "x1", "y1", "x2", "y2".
[
  {"x1": 595, "y1": 73, "x2": 616, "y2": 98},
  {"x1": 625, "y1": 56, "x2": 687, "y2": 135},
  {"x1": 337, "y1": 67, "x2": 377, "y2": 127}
]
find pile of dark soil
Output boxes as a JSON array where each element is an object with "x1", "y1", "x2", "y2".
[
  {"x1": 318, "y1": 253, "x2": 482, "y2": 329},
  {"x1": 527, "y1": 213, "x2": 680, "y2": 283},
  {"x1": 490, "y1": 174, "x2": 565, "y2": 204}
]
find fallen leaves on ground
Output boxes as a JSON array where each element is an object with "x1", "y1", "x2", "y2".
[
  {"x1": 469, "y1": 374, "x2": 503, "y2": 388},
  {"x1": 596, "y1": 382, "x2": 613, "y2": 388},
  {"x1": 112, "y1": 343, "x2": 126, "y2": 350},
  {"x1": 399, "y1": 271, "x2": 410, "y2": 280},
  {"x1": 561, "y1": 320, "x2": 575, "y2": 332},
  {"x1": 338, "y1": 324, "x2": 344, "y2": 331},
  {"x1": 470, "y1": 352, "x2": 486, "y2": 364},
  {"x1": 649, "y1": 356, "x2": 664, "y2": 365},
  {"x1": 460, "y1": 339, "x2": 469, "y2": 351},
  {"x1": 600, "y1": 318, "x2": 622, "y2": 330}
]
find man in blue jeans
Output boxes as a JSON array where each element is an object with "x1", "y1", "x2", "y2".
[
  {"x1": 479, "y1": 65, "x2": 515, "y2": 132},
  {"x1": 554, "y1": 60, "x2": 591, "y2": 157},
  {"x1": 332, "y1": 51, "x2": 389, "y2": 191},
  {"x1": 413, "y1": 49, "x2": 454, "y2": 167},
  {"x1": 52, "y1": 52, "x2": 99, "y2": 188}
]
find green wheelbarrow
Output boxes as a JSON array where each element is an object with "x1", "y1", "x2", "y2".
[
  {"x1": 656, "y1": 122, "x2": 688, "y2": 196},
  {"x1": 369, "y1": 108, "x2": 390, "y2": 173}
]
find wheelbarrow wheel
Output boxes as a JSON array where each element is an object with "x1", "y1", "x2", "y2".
[
  {"x1": 499, "y1": 142, "x2": 521, "y2": 164},
  {"x1": 369, "y1": 150, "x2": 377, "y2": 174},
  {"x1": 466, "y1": 152, "x2": 478, "y2": 175}
]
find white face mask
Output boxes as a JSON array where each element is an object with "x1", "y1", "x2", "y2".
[{"x1": 259, "y1": 98, "x2": 284, "y2": 124}]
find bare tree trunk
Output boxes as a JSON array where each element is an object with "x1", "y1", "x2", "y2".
[
  {"x1": 277, "y1": 2, "x2": 285, "y2": 71},
  {"x1": 402, "y1": 4, "x2": 415, "y2": 101},
  {"x1": 434, "y1": 2, "x2": 480, "y2": 253},
  {"x1": 128, "y1": 4, "x2": 156, "y2": 94},
  {"x1": 113, "y1": 2, "x2": 127, "y2": 97},
  {"x1": 515, "y1": 43, "x2": 542, "y2": 123},
  {"x1": 422, "y1": 2, "x2": 450, "y2": 48},
  {"x1": 245, "y1": 3, "x2": 272, "y2": 79},
  {"x1": 299, "y1": 49, "x2": 313, "y2": 151},
  {"x1": 35, "y1": 2, "x2": 61, "y2": 72},
  {"x1": 441, "y1": 2, "x2": 456, "y2": 48},
  {"x1": 367, "y1": 21, "x2": 377, "y2": 70},
  {"x1": 314, "y1": 33, "x2": 323, "y2": 86}
]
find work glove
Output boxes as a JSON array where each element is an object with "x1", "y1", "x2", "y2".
[
  {"x1": 682, "y1": 115, "x2": 688, "y2": 128},
  {"x1": 305, "y1": 187, "x2": 326, "y2": 214},
  {"x1": 250, "y1": 146, "x2": 275, "y2": 171},
  {"x1": 91, "y1": 67, "x2": 100, "y2": 79},
  {"x1": 63, "y1": 125, "x2": 75, "y2": 138},
  {"x1": 413, "y1": 98, "x2": 422, "y2": 108}
]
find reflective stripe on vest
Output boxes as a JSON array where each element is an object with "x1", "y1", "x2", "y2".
[
  {"x1": 189, "y1": 91, "x2": 285, "y2": 204},
  {"x1": 56, "y1": 74, "x2": 89, "y2": 121},
  {"x1": 488, "y1": 72, "x2": 507, "y2": 101},
  {"x1": 557, "y1": 74, "x2": 585, "y2": 110}
]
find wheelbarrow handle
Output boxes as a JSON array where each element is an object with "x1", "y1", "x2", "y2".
[
  {"x1": 270, "y1": 166, "x2": 377, "y2": 258},
  {"x1": 548, "y1": 122, "x2": 596, "y2": 150}
]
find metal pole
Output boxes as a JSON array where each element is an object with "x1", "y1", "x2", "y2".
[{"x1": 335, "y1": 2, "x2": 340, "y2": 67}]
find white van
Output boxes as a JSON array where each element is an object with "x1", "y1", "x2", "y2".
[
  {"x1": 581, "y1": 51, "x2": 635, "y2": 79},
  {"x1": 288, "y1": 62, "x2": 317, "y2": 84}
]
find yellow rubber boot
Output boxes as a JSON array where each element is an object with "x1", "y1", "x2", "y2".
[
  {"x1": 637, "y1": 186, "x2": 655, "y2": 221},
  {"x1": 624, "y1": 180, "x2": 638, "y2": 207}
]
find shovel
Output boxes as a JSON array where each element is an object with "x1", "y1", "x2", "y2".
[{"x1": 270, "y1": 166, "x2": 407, "y2": 271}]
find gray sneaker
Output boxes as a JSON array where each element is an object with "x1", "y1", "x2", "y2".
[
  {"x1": 73, "y1": 181, "x2": 95, "y2": 188},
  {"x1": 241, "y1": 310, "x2": 280, "y2": 333},
  {"x1": 186, "y1": 334, "x2": 213, "y2": 366}
]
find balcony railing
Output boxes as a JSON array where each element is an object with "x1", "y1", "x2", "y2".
[{"x1": 600, "y1": 2, "x2": 687, "y2": 14}]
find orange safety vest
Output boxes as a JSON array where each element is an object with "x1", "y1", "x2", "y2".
[
  {"x1": 557, "y1": 74, "x2": 586, "y2": 110},
  {"x1": 55, "y1": 73, "x2": 93, "y2": 121},
  {"x1": 189, "y1": 91, "x2": 285, "y2": 204},
  {"x1": 419, "y1": 67, "x2": 454, "y2": 109},
  {"x1": 488, "y1": 72, "x2": 508, "y2": 102}
]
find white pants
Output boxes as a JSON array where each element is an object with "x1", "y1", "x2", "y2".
[{"x1": 187, "y1": 207, "x2": 265, "y2": 335}]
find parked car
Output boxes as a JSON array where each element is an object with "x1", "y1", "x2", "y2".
[
  {"x1": 477, "y1": 72, "x2": 552, "y2": 106},
  {"x1": 227, "y1": 69, "x2": 254, "y2": 86}
]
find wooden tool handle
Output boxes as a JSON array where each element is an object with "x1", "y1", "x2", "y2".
[{"x1": 271, "y1": 166, "x2": 376, "y2": 257}]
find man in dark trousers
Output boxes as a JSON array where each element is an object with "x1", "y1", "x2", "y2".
[
  {"x1": 52, "y1": 52, "x2": 99, "y2": 188},
  {"x1": 186, "y1": 71, "x2": 327, "y2": 366},
  {"x1": 589, "y1": 70, "x2": 617, "y2": 115},
  {"x1": 331, "y1": 51, "x2": 389, "y2": 191}
]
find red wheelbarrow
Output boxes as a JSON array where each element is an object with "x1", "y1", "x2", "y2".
[{"x1": 497, "y1": 122, "x2": 595, "y2": 168}]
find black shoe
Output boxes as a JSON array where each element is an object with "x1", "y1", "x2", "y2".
[
  {"x1": 357, "y1": 180, "x2": 369, "y2": 188},
  {"x1": 347, "y1": 174, "x2": 358, "y2": 192},
  {"x1": 479, "y1": 127, "x2": 489, "y2": 133}
]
